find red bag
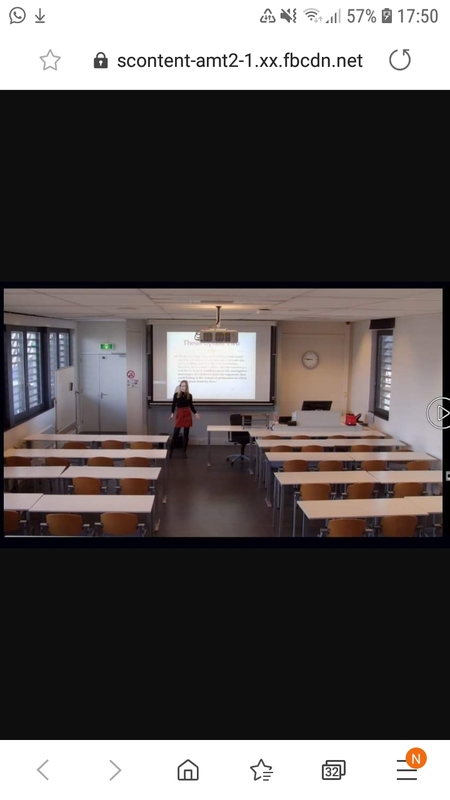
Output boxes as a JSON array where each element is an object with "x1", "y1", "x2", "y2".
[{"x1": 345, "y1": 413, "x2": 361, "y2": 426}]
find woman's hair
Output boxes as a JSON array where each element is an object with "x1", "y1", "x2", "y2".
[{"x1": 176, "y1": 380, "x2": 191, "y2": 398}]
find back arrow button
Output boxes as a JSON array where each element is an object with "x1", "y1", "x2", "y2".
[
  {"x1": 37, "y1": 760, "x2": 49, "y2": 780},
  {"x1": 110, "y1": 761, "x2": 121, "y2": 780}
]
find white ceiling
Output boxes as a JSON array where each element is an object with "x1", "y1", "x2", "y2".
[{"x1": 3, "y1": 287, "x2": 442, "y2": 322}]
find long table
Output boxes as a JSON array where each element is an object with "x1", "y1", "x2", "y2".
[
  {"x1": 5, "y1": 448, "x2": 168, "y2": 502},
  {"x1": 255, "y1": 438, "x2": 405, "y2": 489},
  {"x1": 273, "y1": 470, "x2": 379, "y2": 537},
  {"x1": 62, "y1": 467, "x2": 162, "y2": 531},
  {"x1": 30, "y1": 494, "x2": 156, "y2": 536},
  {"x1": 22, "y1": 434, "x2": 169, "y2": 447},
  {"x1": 264, "y1": 452, "x2": 358, "y2": 505},
  {"x1": 296, "y1": 497, "x2": 425, "y2": 537}
]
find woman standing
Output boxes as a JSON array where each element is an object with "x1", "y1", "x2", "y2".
[{"x1": 168, "y1": 380, "x2": 200, "y2": 457}]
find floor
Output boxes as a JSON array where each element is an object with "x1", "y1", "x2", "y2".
[{"x1": 159, "y1": 444, "x2": 321, "y2": 537}]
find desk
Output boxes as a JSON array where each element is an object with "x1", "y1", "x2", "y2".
[
  {"x1": 403, "y1": 495, "x2": 443, "y2": 535},
  {"x1": 22, "y1": 434, "x2": 98, "y2": 447},
  {"x1": 296, "y1": 497, "x2": 421, "y2": 537},
  {"x1": 4, "y1": 466, "x2": 66, "y2": 495},
  {"x1": 5, "y1": 448, "x2": 168, "y2": 498},
  {"x1": 94, "y1": 435, "x2": 169, "y2": 446},
  {"x1": 349, "y1": 451, "x2": 437, "y2": 467},
  {"x1": 265, "y1": 451, "x2": 357, "y2": 506},
  {"x1": 4, "y1": 493, "x2": 43, "y2": 534},
  {"x1": 249, "y1": 427, "x2": 387, "y2": 482},
  {"x1": 30, "y1": 494, "x2": 156, "y2": 536},
  {"x1": 274, "y1": 470, "x2": 378, "y2": 537},
  {"x1": 21, "y1": 433, "x2": 169, "y2": 448},
  {"x1": 367, "y1": 470, "x2": 443, "y2": 496},
  {"x1": 62, "y1": 467, "x2": 162, "y2": 531},
  {"x1": 255, "y1": 439, "x2": 404, "y2": 489}
]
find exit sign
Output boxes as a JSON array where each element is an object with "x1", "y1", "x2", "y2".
[{"x1": 100, "y1": 343, "x2": 114, "y2": 350}]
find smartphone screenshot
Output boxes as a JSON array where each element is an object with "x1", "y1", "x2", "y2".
[
  {"x1": 0, "y1": 0, "x2": 447, "y2": 89},
  {"x1": 2, "y1": 282, "x2": 445, "y2": 544}
]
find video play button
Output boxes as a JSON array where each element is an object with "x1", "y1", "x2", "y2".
[{"x1": 426, "y1": 397, "x2": 450, "y2": 429}]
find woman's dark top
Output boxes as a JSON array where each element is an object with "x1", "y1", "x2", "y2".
[{"x1": 171, "y1": 392, "x2": 197, "y2": 414}]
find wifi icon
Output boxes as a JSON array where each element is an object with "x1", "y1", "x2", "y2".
[{"x1": 303, "y1": 7, "x2": 320, "y2": 19}]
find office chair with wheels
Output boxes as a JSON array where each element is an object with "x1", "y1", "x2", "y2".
[{"x1": 226, "y1": 414, "x2": 251, "y2": 465}]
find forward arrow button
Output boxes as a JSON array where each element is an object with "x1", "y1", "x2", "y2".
[{"x1": 110, "y1": 760, "x2": 121, "y2": 780}]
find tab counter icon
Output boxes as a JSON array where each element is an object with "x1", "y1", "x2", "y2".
[{"x1": 397, "y1": 748, "x2": 427, "y2": 779}]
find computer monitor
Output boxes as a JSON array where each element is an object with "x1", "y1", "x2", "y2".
[{"x1": 301, "y1": 401, "x2": 333, "y2": 411}]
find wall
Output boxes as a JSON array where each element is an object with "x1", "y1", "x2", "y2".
[
  {"x1": 276, "y1": 321, "x2": 350, "y2": 417},
  {"x1": 4, "y1": 313, "x2": 77, "y2": 449},
  {"x1": 76, "y1": 321, "x2": 126, "y2": 354},
  {"x1": 126, "y1": 320, "x2": 147, "y2": 434},
  {"x1": 348, "y1": 315, "x2": 442, "y2": 459}
]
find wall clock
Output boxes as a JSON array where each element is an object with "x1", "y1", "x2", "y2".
[{"x1": 302, "y1": 351, "x2": 319, "y2": 369}]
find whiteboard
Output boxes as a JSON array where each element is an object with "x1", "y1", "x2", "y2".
[{"x1": 55, "y1": 366, "x2": 76, "y2": 433}]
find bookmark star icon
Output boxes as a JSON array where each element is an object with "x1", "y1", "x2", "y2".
[
  {"x1": 250, "y1": 759, "x2": 273, "y2": 781},
  {"x1": 40, "y1": 49, "x2": 61, "y2": 70}
]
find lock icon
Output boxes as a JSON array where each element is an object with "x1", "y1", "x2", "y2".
[{"x1": 94, "y1": 52, "x2": 108, "y2": 68}]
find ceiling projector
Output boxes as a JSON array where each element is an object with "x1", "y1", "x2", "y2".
[
  {"x1": 198, "y1": 329, "x2": 239, "y2": 343},
  {"x1": 197, "y1": 305, "x2": 238, "y2": 343}
]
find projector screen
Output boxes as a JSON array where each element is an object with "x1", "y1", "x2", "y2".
[{"x1": 150, "y1": 322, "x2": 275, "y2": 403}]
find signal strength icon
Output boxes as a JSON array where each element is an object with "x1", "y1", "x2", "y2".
[
  {"x1": 304, "y1": 7, "x2": 320, "y2": 19},
  {"x1": 325, "y1": 8, "x2": 341, "y2": 21}
]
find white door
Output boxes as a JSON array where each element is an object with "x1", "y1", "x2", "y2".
[
  {"x1": 79, "y1": 353, "x2": 127, "y2": 432},
  {"x1": 79, "y1": 354, "x2": 100, "y2": 432},
  {"x1": 99, "y1": 353, "x2": 127, "y2": 432}
]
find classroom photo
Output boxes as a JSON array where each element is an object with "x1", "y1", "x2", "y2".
[{"x1": 2, "y1": 285, "x2": 444, "y2": 540}]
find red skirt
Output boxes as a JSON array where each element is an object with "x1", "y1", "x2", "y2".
[{"x1": 175, "y1": 407, "x2": 193, "y2": 428}]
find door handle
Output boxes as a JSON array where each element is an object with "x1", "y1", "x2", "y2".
[{"x1": 100, "y1": 392, "x2": 109, "y2": 398}]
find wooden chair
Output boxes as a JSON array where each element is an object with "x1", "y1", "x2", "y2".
[
  {"x1": 69, "y1": 477, "x2": 104, "y2": 494},
  {"x1": 282, "y1": 460, "x2": 309, "y2": 472},
  {"x1": 344, "y1": 483, "x2": 375, "y2": 499},
  {"x1": 4, "y1": 510, "x2": 27, "y2": 534},
  {"x1": 129, "y1": 441, "x2": 154, "y2": 449},
  {"x1": 101, "y1": 440, "x2": 124, "y2": 449},
  {"x1": 301, "y1": 445, "x2": 324, "y2": 452},
  {"x1": 350, "y1": 444, "x2": 372, "y2": 452},
  {"x1": 362, "y1": 436, "x2": 380, "y2": 439},
  {"x1": 381, "y1": 515, "x2": 418, "y2": 537},
  {"x1": 87, "y1": 456, "x2": 114, "y2": 466},
  {"x1": 262, "y1": 435, "x2": 283, "y2": 440},
  {"x1": 318, "y1": 461, "x2": 343, "y2": 471},
  {"x1": 326, "y1": 518, "x2": 367, "y2": 537},
  {"x1": 393, "y1": 482, "x2": 424, "y2": 498},
  {"x1": 301, "y1": 483, "x2": 331, "y2": 501},
  {"x1": 361, "y1": 460, "x2": 387, "y2": 471},
  {"x1": 125, "y1": 457, "x2": 152, "y2": 468},
  {"x1": 5, "y1": 456, "x2": 32, "y2": 466},
  {"x1": 270, "y1": 445, "x2": 293, "y2": 452},
  {"x1": 41, "y1": 513, "x2": 90, "y2": 536},
  {"x1": 96, "y1": 512, "x2": 146, "y2": 536},
  {"x1": 406, "y1": 460, "x2": 430, "y2": 470},
  {"x1": 45, "y1": 457, "x2": 70, "y2": 467},
  {"x1": 118, "y1": 478, "x2": 150, "y2": 495},
  {"x1": 62, "y1": 441, "x2": 89, "y2": 449},
  {"x1": 291, "y1": 435, "x2": 311, "y2": 439}
]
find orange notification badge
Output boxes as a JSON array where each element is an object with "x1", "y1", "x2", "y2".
[{"x1": 405, "y1": 748, "x2": 427, "y2": 769}]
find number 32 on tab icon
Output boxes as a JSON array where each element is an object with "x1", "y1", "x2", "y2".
[{"x1": 322, "y1": 760, "x2": 346, "y2": 780}]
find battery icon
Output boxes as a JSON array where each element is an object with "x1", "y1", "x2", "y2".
[{"x1": 382, "y1": 8, "x2": 392, "y2": 21}]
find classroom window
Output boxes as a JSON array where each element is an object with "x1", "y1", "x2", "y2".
[
  {"x1": 374, "y1": 330, "x2": 393, "y2": 420},
  {"x1": 48, "y1": 330, "x2": 71, "y2": 400},
  {"x1": 5, "y1": 326, "x2": 72, "y2": 428}
]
